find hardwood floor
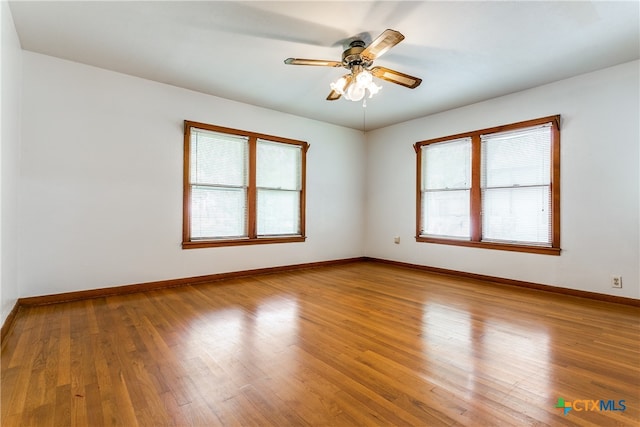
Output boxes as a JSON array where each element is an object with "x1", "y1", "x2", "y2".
[{"x1": 2, "y1": 261, "x2": 639, "y2": 426}]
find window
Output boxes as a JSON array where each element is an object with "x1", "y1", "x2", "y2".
[
  {"x1": 183, "y1": 121, "x2": 309, "y2": 248},
  {"x1": 415, "y1": 115, "x2": 560, "y2": 255}
]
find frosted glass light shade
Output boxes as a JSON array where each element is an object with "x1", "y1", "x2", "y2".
[{"x1": 331, "y1": 69, "x2": 381, "y2": 102}]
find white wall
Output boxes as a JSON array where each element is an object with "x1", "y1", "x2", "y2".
[
  {"x1": 14, "y1": 50, "x2": 640, "y2": 301},
  {"x1": 19, "y1": 51, "x2": 365, "y2": 297},
  {"x1": 365, "y1": 60, "x2": 640, "y2": 299},
  {"x1": 1, "y1": 0, "x2": 22, "y2": 325}
]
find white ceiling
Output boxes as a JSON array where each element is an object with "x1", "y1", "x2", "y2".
[{"x1": 9, "y1": 1, "x2": 640, "y2": 130}]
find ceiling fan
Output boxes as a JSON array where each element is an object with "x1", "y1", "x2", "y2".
[{"x1": 284, "y1": 29, "x2": 422, "y2": 102}]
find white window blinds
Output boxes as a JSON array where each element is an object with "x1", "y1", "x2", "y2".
[
  {"x1": 421, "y1": 137, "x2": 472, "y2": 239},
  {"x1": 189, "y1": 128, "x2": 248, "y2": 239},
  {"x1": 481, "y1": 123, "x2": 552, "y2": 245},
  {"x1": 257, "y1": 139, "x2": 302, "y2": 236}
]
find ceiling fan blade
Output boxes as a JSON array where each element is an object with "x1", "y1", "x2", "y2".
[
  {"x1": 326, "y1": 90, "x2": 342, "y2": 101},
  {"x1": 361, "y1": 29, "x2": 405, "y2": 61},
  {"x1": 284, "y1": 58, "x2": 343, "y2": 67},
  {"x1": 370, "y1": 66, "x2": 422, "y2": 89}
]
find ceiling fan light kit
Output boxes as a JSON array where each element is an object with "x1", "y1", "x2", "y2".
[
  {"x1": 284, "y1": 29, "x2": 422, "y2": 103},
  {"x1": 330, "y1": 66, "x2": 382, "y2": 102}
]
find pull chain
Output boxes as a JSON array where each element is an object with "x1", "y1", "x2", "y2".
[{"x1": 362, "y1": 98, "x2": 367, "y2": 132}]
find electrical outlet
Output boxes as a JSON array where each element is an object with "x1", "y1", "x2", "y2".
[{"x1": 611, "y1": 276, "x2": 622, "y2": 288}]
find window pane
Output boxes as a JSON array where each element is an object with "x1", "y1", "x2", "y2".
[
  {"x1": 422, "y1": 138, "x2": 471, "y2": 190},
  {"x1": 257, "y1": 189, "x2": 300, "y2": 236},
  {"x1": 257, "y1": 140, "x2": 301, "y2": 190},
  {"x1": 482, "y1": 125, "x2": 551, "y2": 188},
  {"x1": 191, "y1": 186, "x2": 247, "y2": 239},
  {"x1": 422, "y1": 190, "x2": 470, "y2": 238},
  {"x1": 190, "y1": 129, "x2": 248, "y2": 186},
  {"x1": 482, "y1": 186, "x2": 551, "y2": 244}
]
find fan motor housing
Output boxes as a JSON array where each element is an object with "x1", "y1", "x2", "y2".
[{"x1": 342, "y1": 40, "x2": 371, "y2": 68}]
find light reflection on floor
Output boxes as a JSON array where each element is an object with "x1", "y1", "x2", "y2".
[
  {"x1": 421, "y1": 302, "x2": 550, "y2": 407},
  {"x1": 184, "y1": 296, "x2": 300, "y2": 385}
]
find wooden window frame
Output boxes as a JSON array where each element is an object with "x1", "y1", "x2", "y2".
[
  {"x1": 183, "y1": 120, "x2": 309, "y2": 249},
  {"x1": 414, "y1": 115, "x2": 561, "y2": 255}
]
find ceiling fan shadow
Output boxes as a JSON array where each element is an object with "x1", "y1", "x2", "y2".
[
  {"x1": 184, "y1": 2, "x2": 348, "y2": 47},
  {"x1": 382, "y1": 43, "x2": 462, "y2": 69},
  {"x1": 361, "y1": 1, "x2": 426, "y2": 31}
]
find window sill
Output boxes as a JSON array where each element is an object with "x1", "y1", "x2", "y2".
[
  {"x1": 183, "y1": 236, "x2": 306, "y2": 249},
  {"x1": 415, "y1": 236, "x2": 561, "y2": 256}
]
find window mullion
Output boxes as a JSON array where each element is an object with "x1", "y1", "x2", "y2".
[
  {"x1": 248, "y1": 137, "x2": 257, "y2": 239},
  {"x1": 182, "y1": 127, "x2": 192, "y2": 245},
  {"x1": 470, "y1": 134, "x2": 482, "y2": 242},
  {"x1": 415, "y1": 143, "x2": 422, "y2": 238},
  {"x1": 299, "y1": 143, "x2": 308, "y2": 239}
]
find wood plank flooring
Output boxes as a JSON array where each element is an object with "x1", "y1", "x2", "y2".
[{"x1": 2, "y1": 261, "x2": 639, "y2": 426}]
